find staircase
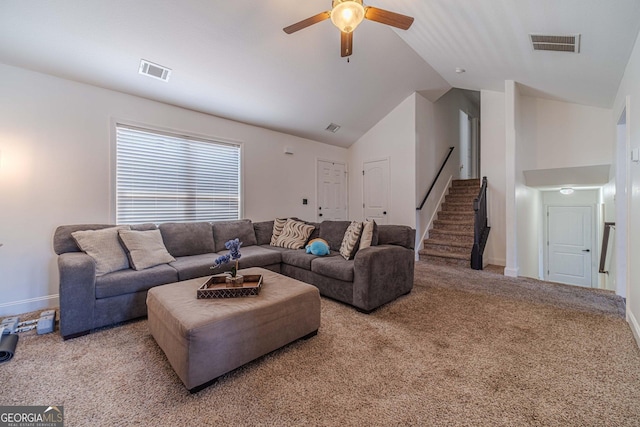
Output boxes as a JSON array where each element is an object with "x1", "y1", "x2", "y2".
[{"x1": 419, "y1": 178, "x2": 480, "y2": 266}]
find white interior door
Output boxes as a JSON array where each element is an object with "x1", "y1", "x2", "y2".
[
  {"x1": 547, "y1": 206, "x2": 593, "y2": 287},
  {"x1": 317, "y1": 160, "x2": 346, "y2": 221},
  {"x1": 363, "y1": 159, "x2": 389, "y2": 224},
  {"x1": 459, "y1": 110, "x2": 471, "y2": 179}
]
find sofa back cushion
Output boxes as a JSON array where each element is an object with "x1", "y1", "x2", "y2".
[
  {"x1": 377, "y1": 225, "x2": 415, "y2": 250},
  {"x1": 53, "y1": 223, "x2": 156, "y2": 255},
  {"x1": 319, "y1": 221, "x2": 351, "y2": 252},
  {"x1": 159, "y1": 222, "x2": 216, "y2": 257},
  {"x1": 253, "y1": 221, "x2": 274, "y2": 246},
  {"x1": 212, "y1": 219, "x2": 258, "y2": 252}
]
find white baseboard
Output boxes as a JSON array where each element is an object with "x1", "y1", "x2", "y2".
[
  {"x1": 627, "y1": 309, "x2": 640, "y2": 350},
  {"x1": 486, "y1": 257, "x2": 506, "y2": 267},
  {"x1": 504, "y1": 267, "x2": 519, "y2": 277},
  {"x1": 0, "y1": 294, "x2": 59, "y2": 317}
]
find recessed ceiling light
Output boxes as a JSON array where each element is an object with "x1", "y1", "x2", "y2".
[
  {"x1": 455, "y1": 68, "x2": 466, "y2": 74},
  {"x1": 560, "y1": 188, "x2": 574, "y2": 195}
]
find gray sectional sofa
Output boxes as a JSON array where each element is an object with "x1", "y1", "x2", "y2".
[{"x1": 54, "y1": 219, "x2": 415, "y2": 339}]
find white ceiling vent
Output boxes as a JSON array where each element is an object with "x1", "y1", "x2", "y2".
[
  {"x1": 530, "y1": 34, "x2": 580, "y2": 53},
  {"x1": 325, "y1": 123, "x2": 341, "y2": 133},
  {"x1": 139, "y1": 59, "x2": 171, "y2": 82}
]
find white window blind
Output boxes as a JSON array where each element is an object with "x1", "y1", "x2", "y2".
[{"x1": 116, "y1": 125, "x2": 241, "y2": 224}]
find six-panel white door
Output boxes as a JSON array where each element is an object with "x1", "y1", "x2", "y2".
[
  {"x1": 547, "y1": 206, "x2": 593, "y2": 287},
  {"x1": 317, "y1": 160, "x2": 346, "y2": 221}
]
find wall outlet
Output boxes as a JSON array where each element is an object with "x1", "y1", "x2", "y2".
[{"x1": 632, "y1": 147, "x2": 640, "y2": 163}]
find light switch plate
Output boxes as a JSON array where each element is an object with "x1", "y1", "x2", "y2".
[{"x1": 632, "y1": 147, "x2": 639, "y2": 163}]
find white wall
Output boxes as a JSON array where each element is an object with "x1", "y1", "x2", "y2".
[
  {"x1": 613, "y1": 28, "x2": 640, "y2": 345},
  {"x1": 0, "y1": 63, "x2": 347, "y2": 315},
  {"x1": 520, "y1": 96, "x2": 613, "y2": 169},
  {"x1": 504, "y1": 81, "x2": 519, "y2": 277},
  {"x1": 348, "y1": 93, "x2": 417, "y2": 227},
  {"x1": 480, "y1": 90, "x2": 507, "y2": 266}
]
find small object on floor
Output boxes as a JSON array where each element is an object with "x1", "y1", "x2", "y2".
[
  {"x1": 0, "y1": 317, "x2": 19, "y2": 334},
  {"x1": 0, "y1": 327, "x2": 19, "y2": 363},
  {"x1": 8, "y1": 310, "x2": 57, "y2": 334},
  {"x1": 37, "y1": 311, "x2": 56, "y2": 335}
]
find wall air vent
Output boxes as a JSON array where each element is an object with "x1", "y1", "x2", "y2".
[
  {"x1": 139, "y1": 59, "x2": 172, "y2": 82},
  {"x1": 325, "y1": 123, "x2": 341, "y2": 133},
  {"x1": 530, "y1": 34, "x2": 580, "y2": 53}
]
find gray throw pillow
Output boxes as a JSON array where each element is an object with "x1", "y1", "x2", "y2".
[
  {"x1": 118, "y1": 229, "x2": 176, "y2": 270},
  {"x1": 72, "y1": 226, "x2": 131, "y2": 276}
]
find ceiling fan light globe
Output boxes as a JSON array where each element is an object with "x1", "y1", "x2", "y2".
[{"x1": 331, "y1": 1, "x2": 365, "y2": 33}]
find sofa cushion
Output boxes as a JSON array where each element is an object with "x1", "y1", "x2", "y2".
[
  {"x1": 230, "y1": 246, "x2": 282, "y2": 269},
  {"x1": 253, "y1": 221, "x2": 274, "y2": 245},
  {"x1": 274, "y1": 219, "x2": 315, "y2": 249},
  {"x1": 213, "y1": 219, "x2": 258, "y2": 252},
  {"x1": 339, "y1": 221, "x2": 363, "y2": 260},
  {"x1": 72, "y1": 226, "x2": 131, "y2": 276},
  {"x1": 159, "y1": 222, "x2": 215, "y2": 257},
  {"x1": 282, "y1": 249, "x2": 321, "y2": 270},
  {"x1": 377, "y1": 225, "x2": 415, "y2": 249},
  {"x1": 311, "y1": 256, "x2": 354, "y2": 282},
  {"x1": 270, "y1": 218, "x2": 288, "y2": 245},
  {"x1": 170, "y1": 253, "x2": 220, "y2": 281},
  {"x1": 319, "y1": 221, "x2": 351, "y2": 252},
  {"x1": 95, "y1": 263, "x2": 178, "y2": 299},
  {"x1": 118, "y1": 229, "x2": 176, "y2": 270}
]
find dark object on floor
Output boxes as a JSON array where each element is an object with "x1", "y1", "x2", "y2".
[{"x1": 0, "y1": 332, "x2": 18, "y2": 363}]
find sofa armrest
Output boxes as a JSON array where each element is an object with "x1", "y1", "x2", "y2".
[
  {"x1": 58, "y1": 252, "x2": 96, "y2": 339},
  {"x1": 352, "y1": 245, "x2": 415, "y2": 312}
]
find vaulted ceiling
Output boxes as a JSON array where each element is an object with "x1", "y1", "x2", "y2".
[{"x1": 1, "y1": 1, "x2": 639, "y2": 147}]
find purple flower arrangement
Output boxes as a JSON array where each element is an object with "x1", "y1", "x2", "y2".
[{"x1": 211, "y1": 238, "x2": 243, "y2": 277}]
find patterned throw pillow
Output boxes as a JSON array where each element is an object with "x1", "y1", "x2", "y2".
[
  {"x1": 275, "y1": 219, "x2": 315, "y2": 249},
  {"x1": 359, "y1": 219, "x2": 377, "y2": 250},
  {"x1": 72, "y1": 226, "x2": 131, "y2": 276},
  {"x1": 340, "y1": 221, "x2": 363, "y2": 260},
  {"x1": 270, "y1": 218, "x2": 288, "y2": 245}
]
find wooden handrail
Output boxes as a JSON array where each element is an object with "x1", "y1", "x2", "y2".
[{"x1": 416, "y1": 147, "x2": 455, "y2": 211}]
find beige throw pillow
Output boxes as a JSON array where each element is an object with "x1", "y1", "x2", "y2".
[
  {"x1": 72, "y1": 226, "x2": 131, "y2": 276},
  {"x1": 118, "y1": 229, "x2": 176, "y2": 270},
  {"x1": 270, "y1": 218, "x2": 288, "y2": 246},
  {"x1": 275, "y1": 219, "x2": 315, "y2": 249},
  {"x1": 340, "y1": 221, "x2": 363, "y2": 260},
  {"x1": 359, "y1": 219, "x2": 376, "y2": 250}
]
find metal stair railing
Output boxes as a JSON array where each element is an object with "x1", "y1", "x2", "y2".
[{"x1": 471, "y1": 176, "x2": 490, "y2": 270}]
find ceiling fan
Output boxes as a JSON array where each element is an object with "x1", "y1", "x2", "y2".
[{"x1": 283, "y1": 0, "x2": 414, "y2": 58}]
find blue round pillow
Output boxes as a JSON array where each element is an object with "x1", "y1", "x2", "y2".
[{"x1": 305, "y1": 239, "x2": 330, "y2": 256}]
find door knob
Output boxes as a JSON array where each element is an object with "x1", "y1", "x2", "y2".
[
  {"x1": 319, "y1": 213, "x2": 323, "y2": 217},
  {"x1": 383, "y1": 211, "x2": 387, "y2": 215},
  {"x1": 582, "y1": 249, "x2": 590, "y2": 252}
]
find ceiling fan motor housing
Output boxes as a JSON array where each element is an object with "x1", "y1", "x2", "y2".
[{"x1": 331, "y1": 0, "x2": 365, "y2": 33}]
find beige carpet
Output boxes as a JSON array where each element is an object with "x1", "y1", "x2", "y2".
[{"x1": 2, "y1": 262, "x2": 639, "y2": 426}]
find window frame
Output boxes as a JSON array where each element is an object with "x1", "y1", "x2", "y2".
[{"x1": 110, "y1": 119, "x2": 244, "y2": 224}]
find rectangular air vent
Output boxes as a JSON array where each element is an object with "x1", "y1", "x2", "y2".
[
  {"x1": 530, "y1": 34, "x2": 580, "y2": 53},
  {"x1": 325, "y1": 123, "x2": 341, "y2": 133},
  {"x1": 139, "y1": 59, "x2": 171, "y2": 82}
]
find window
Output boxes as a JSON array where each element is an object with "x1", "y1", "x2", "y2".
[{"x1": 116, "y1": 125, "x2": 241, "y2": 224}]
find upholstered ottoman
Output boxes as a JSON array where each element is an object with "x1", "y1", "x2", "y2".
[{"x1": 146, "y1": 267, "x2": 321, "y2": 392}]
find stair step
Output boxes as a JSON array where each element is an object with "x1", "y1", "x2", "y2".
[
  {"x1": 420, "y1": 254, "x2": 470, "y2": 267},
  {"x1": 445, "y1": 194, "x2": 477, "y2": 202},
  {"x1": 438, "y1": 211, "x2": 475, "y2": 221},
  {"x1": 448, "y1": 186, "x2": 479, "y2": 195},
  {"x1": 429, "y1": 228, "x2": 474, "y2": 240},
  {"x1": 442, "y1": 202, "x2": 474, "y2": 212},
  {"x1": 423, "y1": 238, "x2": 473, "y2": 251},
  {"x1": 452, "y1": 179, "x2": 480, "y2": 187}
]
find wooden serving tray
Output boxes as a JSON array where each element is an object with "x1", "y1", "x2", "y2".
[{"x1": 197, "y1": 274, "x2": 263, "y2": 299}]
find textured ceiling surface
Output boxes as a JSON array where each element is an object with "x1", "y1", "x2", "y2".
[{"x1": 1, "y1": 0, "x2": 639, "y2": 147}]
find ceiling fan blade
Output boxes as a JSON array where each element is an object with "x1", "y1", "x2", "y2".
[
  {"x1": 341, "y1": 31, "x2": 353, "y2": 57},
  {"x1": 283, "y1": 11, "x2": 331, "y2": 34},
  {"x1": 364, "y1": 6, "x2": 414, "y2": 30}
]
